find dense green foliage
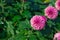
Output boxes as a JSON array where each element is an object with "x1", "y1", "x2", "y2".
[{"x1": 0, "y1": 0, "x2": 60, "y2": 40}]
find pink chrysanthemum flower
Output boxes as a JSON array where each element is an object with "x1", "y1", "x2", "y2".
[
  {"x1": 44, "y1": 6, "x2": 58, "y2": 19},
  {"x1": 30, "y1": 15, "x2": 47, "y2": 30},
  {"x1": 55, "y1": 0, "x2": 60, "y2": 10},
  {"x1": 53, "y1": 32, "x2": 60, "y2": 40}
]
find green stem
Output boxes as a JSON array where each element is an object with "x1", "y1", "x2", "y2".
[
  {"x1": 20, "y1": 0, "x2": 24, "y2": 14},
  {"x1": 54, "y1": 27, "x2": 60, "y2": 32}
]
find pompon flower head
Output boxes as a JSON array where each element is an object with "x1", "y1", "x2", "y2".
[
  {"x1": 55, "y1": 0, "x2": 60, "y2": 10},
  {"x1": 44, "y1": 6, "x2": 58, "y2": 19},
  {"x1": 53, "y1": 32, "x2": 60, "y2": 40},
  {"x1": 30, "y1": 15, "x2": 47, "y2": 30}
]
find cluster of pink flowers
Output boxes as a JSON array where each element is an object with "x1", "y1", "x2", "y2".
[
  {"x1": 30, "y1": 0, "x2": 60, "y2": 40},
  {"x1": 53, "y1": 0, "x2": 60, "y2": 40},
  {"x1": 30, "y1": 0, "x2": 60, "y2": 30}
]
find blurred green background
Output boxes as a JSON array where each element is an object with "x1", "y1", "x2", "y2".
[{"x1": 0, "y1": 0, "x2": 60, "y2": 40}]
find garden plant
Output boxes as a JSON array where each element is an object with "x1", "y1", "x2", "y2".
[{"x1": 0, "y1": 0, "x2": 60, "y2": 40}]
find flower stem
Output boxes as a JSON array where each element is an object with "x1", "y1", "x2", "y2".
[
  {"x1": 54, "y1": 27, "x2": 60, "y2": 32},
  {"x1": 20, "y1": 0, "x2": 24, "y2": 14}
]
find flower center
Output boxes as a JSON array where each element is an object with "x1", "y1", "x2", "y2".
[
  {"x1": 34, "y1": 20, "x2": 40, "y2": 24},
  {"x1": 48, "y1": 10, "x2": 53, "y2": 15}
]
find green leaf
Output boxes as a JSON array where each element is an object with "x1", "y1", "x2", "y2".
[
  {"x1": 22, "y1": 10, "x2": 31, "y2": 19},
  {"x1": 6, "y1": 21, "x2": 14, "y2": 37},
  {"x1": 12, "y1": 15, "x2": 21, "y2": 22},
  {"x1": 29, "y1": 35, "x2": 37, "y2": 40}
]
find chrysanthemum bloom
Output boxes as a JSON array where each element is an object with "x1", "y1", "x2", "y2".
[
  {"x1": 55, "y1": 0, "x2": 60, "y2": 10},
  {"x1": 44, "y1": 6, "x2": 58, "y2": 19},
  {"x1": 30, "y1": 15, "x2": 47, "y2": 30},
  {"x1": 53, "y1": 32, "x2": 60, "y2": 40}
]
